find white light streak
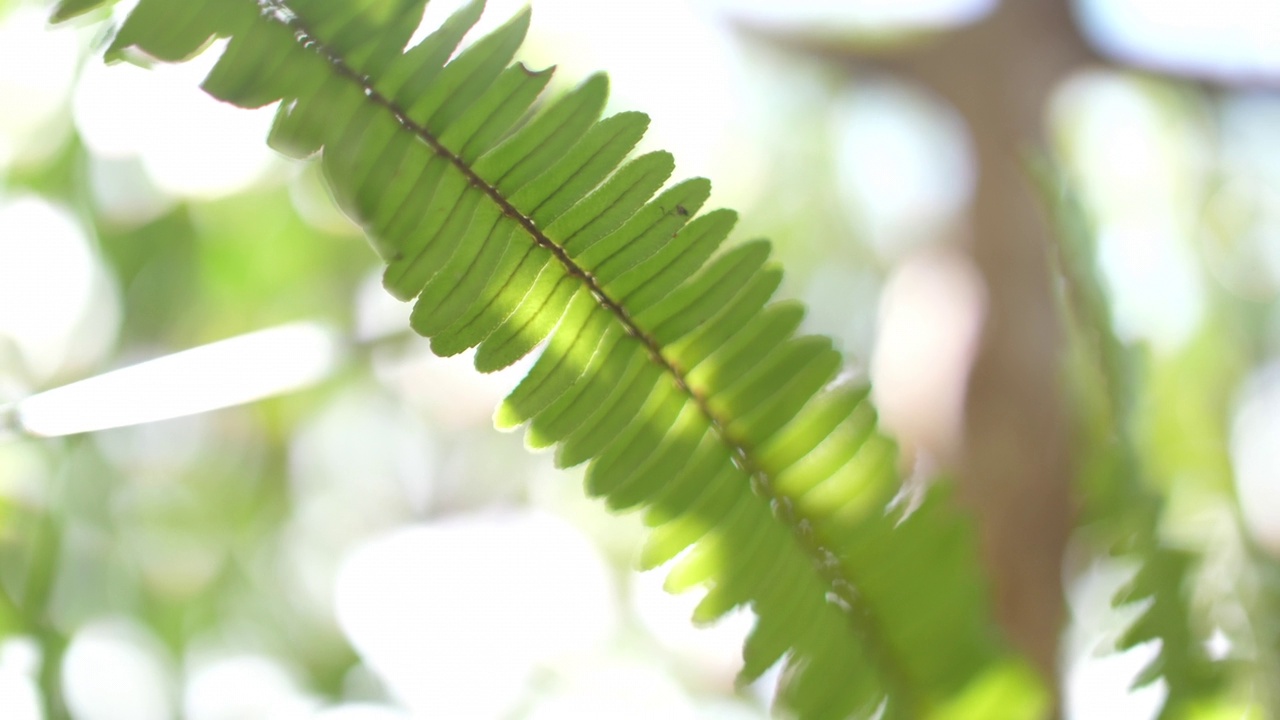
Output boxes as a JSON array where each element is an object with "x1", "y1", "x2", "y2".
[{"x1": 15, "y1": 322, "x2": 341, "y2": 437}]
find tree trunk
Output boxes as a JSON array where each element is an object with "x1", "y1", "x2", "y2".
[
  {"x1": 908, "y1": 0, "x2": 1093, "y2": 686},
  {"x1": 734, "y1": 0, "x2": 1101, "y2": 696}
]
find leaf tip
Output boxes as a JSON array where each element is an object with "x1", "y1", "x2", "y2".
[{"x1": 493, "y1": 401, "x2": 523, "y2": 430}]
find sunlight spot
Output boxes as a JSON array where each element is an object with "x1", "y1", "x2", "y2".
[
  {"x1": 1064, "y1": 559, "x2": 1167, "y2": 720},
  {"x1": 62, "y1": 619, "x2": 174, "y2": 720},
  {"x1": 282, "y1": 387, "x2": 437, "y2": 617},
  {"x1": 334, "y1": 511, "x2": 617, "y2": 719},
  {"x1": 1205, "y1": 93, "x2": 1280, "y2": 299},
  {"x1": 72, "y1": 42, "x2": 277, "y2": 198},
  {"x1": 0, "y1": 196, "x2": 120, "y2": 383},
  {"x1": 415, "y1": 0, "x2": 525, "y2": 49},
  {"x1": 0, "y1": 665, "x2": 41, "y2": 720},
  {"x1": 1051, "y1": 73, "x2": 1207, "y2": 353},
  {"x1": 1095, "y1": 219, "x2": 1205, "y2": 353},
  {"x1": 0, "y1": 638, "x2": 39, "y2": 681},
  {"x1": 630, "y1": 567, "x2": 752, "y2": 687},
  {"x1": 290, "y1": 387, "x2": 436, "y2": 516},
  {"x1": 183, "y1": 654, "x2": 318, "y2": 720},
  {"x1": 1230, "y1": 363, "x2": 1280, "y2": 556},
  {"x1": 410, "y1": 0, "x2": 761, "y2": 208},
  {"x1": 130, "y1": 527, "x2": 227, "y2": 599},
  {"x1": 87, "y1": 155, "x2": 174, "y2": 229},
  {"x1": 525, "y1": 0, "x2": 740, "y2": 183},
  {"x1": 1078, "y1": 0, "x2": 1280, "y2": 79},
  {"x1": 0, "y1": 439, "x2": 51, "y2": 508},
  {"x1": 798, "y1": 264, "x2": 881, "y2": 360},
  {"x1": 17, "y1": 322, "x2": 340, "y2": 437},
  {"x1": 695, "y1": 699, "x2": 770, "y2": 720},
  {"x1": 699, "y1": 0, "x2": 994, "y2": 31},
  {"x1": 93, "y1": 411, "x2": 212, "y2": 484},
  {"x1": 833, "y1": 82, "x2": 974, "y2": 261},
  {"x1": 353, "y1": 271, "x2": 413, "y2": 342},
  {"x1": 372, "y1": 341, "x2": 536, "y2": 430},
  {"x1": 289, "y1": 163, "x2": 363, "y2": 236},
  {"x1": 745, "y1": 663, "x2": 786, "y2": 711},
  {"x1": 0, "y1": 637, "x2": 41, "y2": 720},
  {"x1": 1220, "y1": 93, "x2": 1280, "y2": 195},
  {"x1": 0, "y1": 5, "x2": 80, "y2": 168},
  {"x1": 525, "y1": 660, "x2": 699, "y2": 720},
  {"x1": 1205, "y1": 628, "x2": 1232, "y2": 661},
  {"x1": 535, "y1": 0, "x2": 756, "y2": 203},
  {"x1": 871, "y1": 248, "x2": 985, "y2": 461},
  {"x1": 308, "y1": 705, "x2": 413, "y2": 720},
  {"x1": 1065, "y1": 640, "x2": 1166, "y2": 720},
  {"x1": 1051, "y1": 73, "x2": 1198, "y2": 216}
]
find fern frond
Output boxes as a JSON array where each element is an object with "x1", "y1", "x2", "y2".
[
  {"x1": 50, "y1": 0, "x2": 117, "y2": 22},
  {"x1": 1037, "y1": 161, "x2": 1223, "y2": 715},
  {"x1": 69, "y1": 0, "x2": 1014, "y2": 715}
]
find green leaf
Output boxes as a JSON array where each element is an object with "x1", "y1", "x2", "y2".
[
  {"x1": 82, "y1": 1, "x2": 1014, "y2": 716},
  {"x1": 405, "y1": 7, "x2": 531, "y2": 131},
  {"x1": 474, "y1": 268, "x2": 576, "y2": 372},
  {"x1": 51, "y1": 0, "x2": 118, "y2": 22}
]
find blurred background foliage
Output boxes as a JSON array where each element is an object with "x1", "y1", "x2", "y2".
[{"x1": 0, "y1": 0, "x2": 1279, "y2": 718}]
